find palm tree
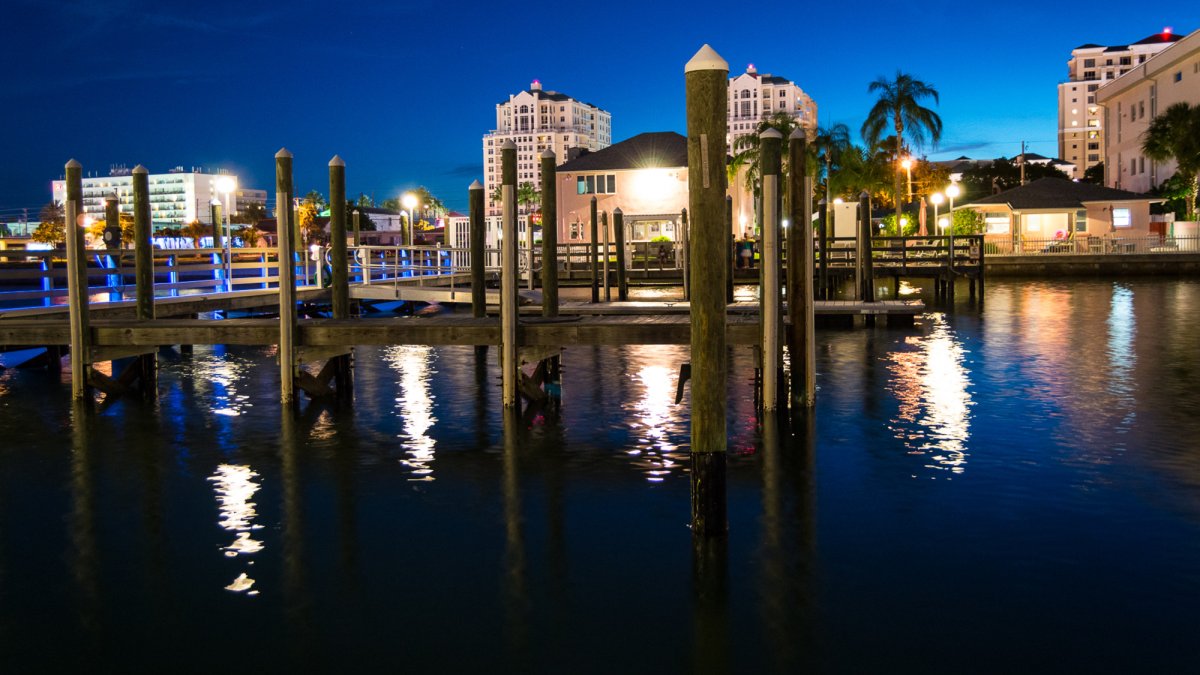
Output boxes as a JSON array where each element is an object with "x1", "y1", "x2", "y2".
[
  {"x1": 861, "y1": 71, "x2": 943, "y2": 227},
  {"x1": 834, "y1": 144, "x2": 892, "y2": 204},
  {"x1": 810, "y1": 123, "x2": 852, "y2": 200},
  {"x1": 732, "y1": 111, "x2": 804, "y2": 202},
  {"x1": 1142, "y1": 102, "x2": 1200, "y2": 219}
]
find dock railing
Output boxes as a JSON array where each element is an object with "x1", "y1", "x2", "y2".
[{"x1": 983, "y1": 235, "x2": 1200, "y2": 256}]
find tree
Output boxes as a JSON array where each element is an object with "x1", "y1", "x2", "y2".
[
  {"x1": 861, "y1": 71, "x2": 943, "y2": 228},
  {"x1": 1141, "y1": 102, "x2": 1200, "y2": 218},
  {"x1": 731, "y1": 111, "x2": 804, "y2": 201},
  {"x1": 810, "y1": 123, "x2": 852, "y2": 201},
  {"x1": 380, "y1": 197, "x2": 401, "y2": 212},
  {"x1": 959, "y1": 158, "x2": 1069, "y2": 202},
  {"x1": 355, "y1": 193, "x2": 375, "y2": 208},
  {"x1": 834, "y1": 144, "x2": 892, "y2": 204},
  {"x1": 32, "y1": 202, "x2": 65, "y2": 245},
  {"x1": 181, "y1": 220, "x2": 208, "y2": 247},
  {"x1": 302, "y1": 190, "x2": 327, "y2": 214},
  {"x1": 230, "y1": 202, "x2": 267, "y2": 225},
  {"x1": 89, "y1": 213, "x2": 136, "y2": 245},
  {"x1": 1081, "y1": 162, "x2": 1105, "y2": 185},
  {"x1": 233, "y1": 226, "x2": 262, "y2": 247}
]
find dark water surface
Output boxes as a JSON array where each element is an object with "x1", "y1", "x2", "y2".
[{"x1": 2, "y1": 279, "x2": 1199, "y2": 673}]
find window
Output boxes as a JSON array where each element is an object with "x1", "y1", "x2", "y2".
[
  {"x1": 1087, "y1": 119, "x2": 1099, "y2": 127},
  {"x1": 1087, "y1": 131, "x2": 1099, "y2": 139},
  {"x1": 1083, "y1": 58, "x2": 1095, "y2": 68},
  {"x1": 1174, "y1": 71, "x2": 1183, "y2": 82},
  {"x1": 1088, "y1": 84, "x2": 1099, "y2": 92},
  {"x1": 1087, "y1": 96, "x2": 1095, "y2": 104},
  {"x1": 1119, "y1": 56, "x2": 1131, "y2": 66},
  {"x1": 1075, "y1": 210, "x2": 1088, "y2": 232},
  {"x1": 1113, "y1": 208, "x2": 1131, "y2": 228},
  {"x1": 1139, "y1": 157, "x2": 1145, "y2": 174},
  {"x1": 576, "y1": 174, "x2": 616, "y2": 195},
  {"x1": 984, "y1": 215, "x2": 1010, "y2": 234},
  {"x1": 1130, "y1": 158, "x2": 1136, "y2": 174},
  {"x1": 1088, "y1": 153, "x2": 1100, "y2": 162},
  {"x1": 1088, "y1": 142, "x2": 1099, "y2": 150},
  {"x1": 1084, "y1": 70, "x2": 1097, "y2": 80}
]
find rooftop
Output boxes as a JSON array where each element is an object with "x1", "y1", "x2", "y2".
[
  {"x1": 963, "y1": 178, "x2": 1158, "y2": 210},
  {"x1": 557, "y1": 132, "x2": 688, "y2": 172}
]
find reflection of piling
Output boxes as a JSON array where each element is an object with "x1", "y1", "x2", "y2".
[
  {"x1": 788, "y1": 130, "x2": 816, "y2": 407},
  {"x1": 501, "y1": 407, "x2": 529, "y2": 663},
  {"x1": 328, "y1": 156, "x2": 353, "y2": 403},
  {"x1": 132, "y1": 165, "x2": 157, "y2": 393},
  {"x1": 500, "y1": 141, "x2": 519, "y2": 408},
  {"x1": 817, "y1": 199, "x2": 829, "y2": 300},
  {"x1": 686, "y1": 45, "x2": 729, "y2": 538},
  {"x1": 691, "y1": 535, "x2": 729, "y2": 675},
  {"x1": 613, "y1": 208, "x2": 628, "y2": 301},
  {"x1": 589, "y1": 196, "x2": 599, "y2": 303},
  {"x1": 64, "y1": 159, "x2": 91, "y2": 400},
  {"x1": 276, "y1": 149, "x2": 298, "y2": 405},
  {"x1": 280, "y1": 406, "x2": 313, "y2": 659},
  {"x1": 760, "y1": 129, "x2": 782, "y2": 410},
  {"x1": 69, "y1": 400, "x2": 101, "y2": 647},
  {"x1": 540, "y1": 150, "x2": 559, "y2": 317}
]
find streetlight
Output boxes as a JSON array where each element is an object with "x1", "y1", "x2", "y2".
[
  {"x1": 401, "y1": 192, "x2": 418, "y2": 247},
  {"x1": 900, "y1": 157, "x2": 914, "y2": 202},
  {"x1": 930, "y1": 192, "x2": 944, "y2": 242},
  {"x1": 945, "y1": 183, "x2": 961, "y2": 269},
  {"x1": 216, "y1": 175, "x2": 235, "y2": 289}
]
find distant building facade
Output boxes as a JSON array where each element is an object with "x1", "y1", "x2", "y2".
[
  {"x1": 1096, "y1": 28, "x2": 1200, "y2": 193},
  {"x1": 51, "y1": 166, "x2": 248, "y2": 225},
  {"x1": 482, "y1": 80, "x2": 611, "y2": 217},
  {"x1": 728, "y1": 64, "x2": 817, "y2": 150},
  {"x1": 1057, "y1": 30, "x2": 1181, "y2": 174}
]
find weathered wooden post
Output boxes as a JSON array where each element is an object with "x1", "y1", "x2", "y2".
[
  {"x1": 589, "y1": 196, "x2": 599, "y2": 303},
  {"x1": 104, "y1": 193, "x2": 119, "y2": 245},
  {"x1": 64, "y1": 159, "x2": 91, "y2": 400},
  {"x1": 276, "y1": 149, "x2": 298, "y2": 406},
  {"x1": 328, "y1": 156, "x2": 353, "y2": 402},
  {"x1": 210, "y1": 200, "x2": 222, "y2": 247},
  {"x1": 602, "y1": 211, "x2": 611, "y2": 302},
  {"x1": 817, "y1": 198, "x2": 829, "y2": 300},
  {"x1": 132, "y1": 165, "x2": 156, "y2": 392},
  {"x1": 788, "y1": 129, "x2": 816, "y2": 407},
  {"x1": 540, "y1": 150, "x2": 559, "y2": 317},
  {"x1": 352, "y1": 209, "x2": 361, "y2": 247},
  {"x1": 525, "y1": 193, "x2": 536, "y2": 292},
  {"x1": 104, "y1": 193, "x2": 121, "y2": 300},
  {"x1": 686, "y1": 44, "x2": 729, "y2": 538},
  {"x1": 469, "y1": 180, "x2": 487, "y2": 358},
  {"x1": 759, "y1": 129, "x2": 783, "y2": 410},
  {"x1": 500, "y1": 140, "x2": 519, "y2": 408},
  {"x1": 681, "y1": 208, "x2": 690, "y2": 300},
  {"x1": 858, "y1": 190, "x2": 874, "y2": 303},
  {"x1": 725, "y1": 196, "x2": 734, "y2": 303},
  {"x1": 613, "y1": 207, "x2": 628, "y2": 301}
]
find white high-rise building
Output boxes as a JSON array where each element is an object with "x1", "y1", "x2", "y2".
[
  {"x1": 482, "y1": 80, "x2": 611, "y2": 216},
  {"x1": 728, "y1": 64, "x2": 817, "y2": 151},
  {"x1": 52, "y1": 166, "x2": 242, "y2": 225},
  {"x1": 1057, "y1": 29, "x2": 1181, "y2": 174}
]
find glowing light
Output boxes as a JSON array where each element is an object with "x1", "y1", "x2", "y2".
[
  {"x1": 208, "y1": 463, "x2": 264, "y2": 593},
  {"x1": 900, "y1": 157, "x2": 913, "y2": 170},
  {"x1": 946, "y1": 183, "x2": 960, "y2": 199},
  {"x1": 630, "y1": 168, "x2": 674, "y2": 202},
  {"x1": 930, "y1": 192, "x2": 944, "y2": 206},
  {"x1": 215, "y1": 175, "x2": 236, "y2": 194},
  {"x1": 938, "y1": 217, "x2": 949, "y2": 231},
  {"x1": 386, "y1": 345, "x2": 438, "y2": 481},
  {"x1": 402, "y1": 193, "x2": 418, "y2": 211},
  {"x1": 833, "y1": 197, "x2": 844, "y2": 205}
]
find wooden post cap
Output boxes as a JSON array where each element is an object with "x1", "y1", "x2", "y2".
[{"x1": 685, "y1": 44, "x2": 728, "y2": 72}]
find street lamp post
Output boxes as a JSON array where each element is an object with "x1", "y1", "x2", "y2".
[
  {"x1": 945, "y1": 183, "x2": 960, "y2": 270},
  {"x1": 930, "y1": 192, "x2": 944, "y2": 252},
  {"x1": 216, "y1": 176, "x2": 235, "y2": 290},
  {"x1": 401, "y1": 193, "x2": 418, "y2": 247}
]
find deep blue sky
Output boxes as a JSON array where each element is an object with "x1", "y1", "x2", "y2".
[{"x1": 0, "y1": 0, "x2": 1192, "y2": 216}]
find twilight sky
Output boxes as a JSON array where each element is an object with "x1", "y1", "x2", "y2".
[{"x1": 0, "y1": 0, "x2": 1192, "y2": 216}]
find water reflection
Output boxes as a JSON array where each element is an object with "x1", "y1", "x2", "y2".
[
  {"x1": 207, "y1": 464, "x2": 264, "y2": 595},
  {"x1": 191, "y1": 348, "x2": 253, "y2": 417},
  {"x1": 887, "y1": 315, "x2": 973, "y2": 476},
  {"x1": 385, "y1": 345, "x2": 438, "y2": 481},
  {"x1": 622, "y1": 346, "x2": 689, "y2": 482},
  {"x1": 1107, "y1": 284, "x2": 1137, "y2": 402}
]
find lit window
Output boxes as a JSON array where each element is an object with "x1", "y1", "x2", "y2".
[{"x1": 1113, "y1": 208, "x2": 1131, "y2": 228}]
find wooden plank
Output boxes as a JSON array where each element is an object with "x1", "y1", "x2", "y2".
[{"x1": 90, "y1": 345, "x2": 157, "y2": 363}]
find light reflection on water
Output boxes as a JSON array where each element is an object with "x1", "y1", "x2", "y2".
[
  {"x1": 887, "y1": 313, "x2": 973, "y2": 476},
  {"x1": 207, "y1": 463, "x2": 264, "y2": 595},
  {"x1": 190, "y1": 347, "x2": 253, "y2": 417},
  {"x1": 386, "y1": 344, "x2": 438, "y2": 481},
  {"x1": 620, "y1": 345, "x2": 689, "y2": 482}
]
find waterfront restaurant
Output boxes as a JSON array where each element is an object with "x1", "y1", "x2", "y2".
[{"x1": 956, "y1": 177, "x2": 1163, "y2": 251}]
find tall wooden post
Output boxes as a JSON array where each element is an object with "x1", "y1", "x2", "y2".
[
  {"x1": 500, "y1": 140, "x2": 519, "y2": 408},
  {"x1": 817, "y1": 198, "x2": 829, "y2": 300},
  {"x1": 589, "y1": 196, "x2": 599, "y2": 303},
  {"x1": 64, "y1": 159, "x2": 91, "y2": 400},
  {"x1": 132, "y1": 165, "x2": 156, "y2": 391},
  {"x1": 681, "y1": 208, "x2": 690, "y2": 300},
  {"x1": 104, "y1": 193, "x2": 119, "y2": 247},
  {"x1": 613, "y1": 207, "x2": 628, "y2": 301},
  {"x1": 686, "y1": 44, "x2": 729, "y2": 538},
  {"x1": 276, "y1": 149, "x2": 298, "y2": 406},
  {"x1": 540, "y1": 150, "x2": 559, "y2": 317},
  {"x1": 210, "y1": 200, "x2": 222, "y2": 247},
  {"x1": 858, "y1": 191, "x2": 874, "y2": 302},
  {"x1": 469, "y1": 181, "x2": 486, "y2": 317},
  {"x1": 525, "y1": 192, "x2": 536, "y2": 292},
  {"x1": 759, "y1": 129, "x2": 782, "y2": 410},
  {"x1": 602, "y1": 211, "x2": 611, "y2": 301},
  {"x1": 329, "y1": 156, "x2": 349, "y2": 318},
  {"x1": 788, "y1": 130, "x2": 816, "y2": 407},
  {"x1": 725, "y1": 196, "x2": 734, "y2": 303},
  {"x1": 352, "y1": 209, "x2": 361, "y2": 247},
  {"x1": 329, "y1": 156, "x2": 353, "y2": 403}
]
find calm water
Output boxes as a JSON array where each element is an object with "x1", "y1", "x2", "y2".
[{"x1": 1, "y1": 278, "x2": 1199, "y2": 673}]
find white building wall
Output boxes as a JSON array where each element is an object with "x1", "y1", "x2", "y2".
[
  {"x1": 727, "y1": 65, "x2": 817, "y2": 151},
  {"x1": 51, "y1": 170, "x2": 241, "y2": 225},
  {"x1": 1097, "y1": 29, "x2": 1200, "y2": 193}
]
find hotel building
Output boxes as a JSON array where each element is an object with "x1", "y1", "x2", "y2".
[
  {"x1": 1096, "y1": 28, "x2": 1200, "y2": 193},
  {"x1": 728, "y1": 64, "x2": 817, "y2": 151},
  {"x1": 52, "y1": 166, "x2": 250, "y2": 225},
  {"x1": 1057, "y1": 30, "x2": 1181, "y2": 174}
]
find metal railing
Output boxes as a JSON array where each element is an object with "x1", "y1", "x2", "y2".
[{"x1": 984, "y1": 235, "x2": 1200, "y2": 256}]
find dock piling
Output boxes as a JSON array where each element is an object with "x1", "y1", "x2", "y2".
[
  {"x1": 613, "y1": 208, "x2": 628, "y2": 301},
  {"x1": 276, "y1": 148, "x2": 298, "y2": 406},
  {"x1": 540, "y1": 150, "x2": 559, "y2": 317},
  {"x1": 685, "y1": 44, "x2": 729, "y2": 538},
  {"x1": 64, "y1": 159, "x2": 91, "y2": 401},
  {"x1": 788, "y1": 129, "x2": 816, "y2": 407},
  {"x1": 328, "y1": 155, "x2": 353, "y2": 404},
  {"x1": 759, "y1": 128, "x2": 782, "y2": 411},
  {"x1": 132, "y1": 165, "x2": 157, "y2": 394},
  {"x1": 500, "y1": 140, "x2": 519, "y2": 408},
  {"x1": 589, "y1": 196, "x2": 599, "y2": 303}
]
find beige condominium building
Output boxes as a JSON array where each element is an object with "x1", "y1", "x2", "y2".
[
  {"x1": 1096, "y1": 28, "x2": 1200, "y2": 193},
  {"x1": 1058, "y1": 30, "x2": 1181, "y2": 174},
  {"x1": 482, "y1": 80, "x2": 611, "y2": 218},
  {"x1": 728, "y1": 64, "x2": 817, "y2": 151}
]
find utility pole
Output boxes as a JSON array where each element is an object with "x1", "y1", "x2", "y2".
[{"x1": 1020, "y1": 141, "x2": 1027, "y2": 186}]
